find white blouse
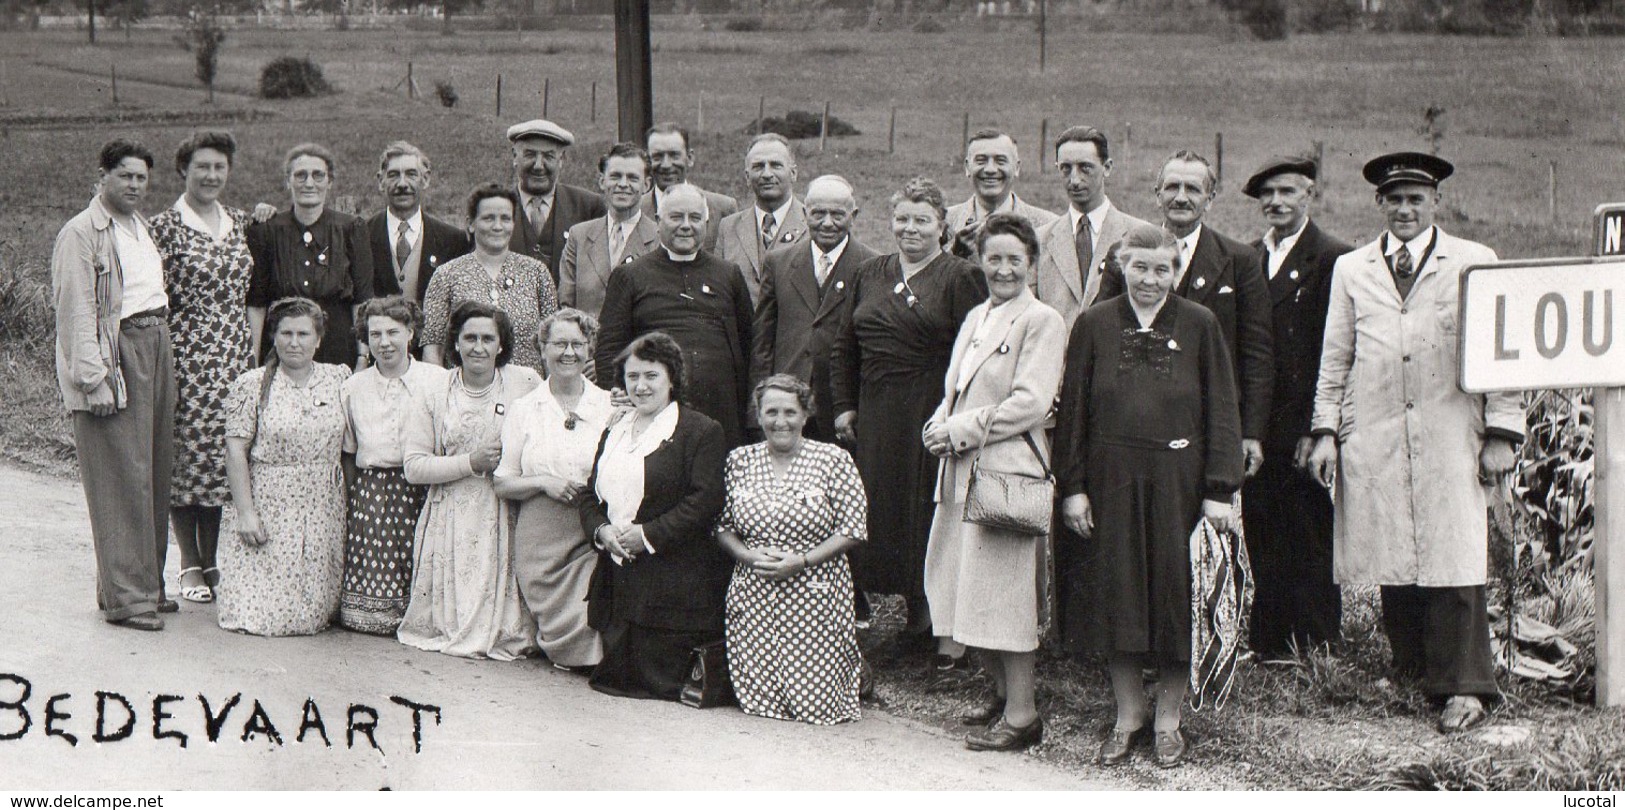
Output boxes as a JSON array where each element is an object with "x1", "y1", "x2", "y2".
[
  {"x1": 592, "y1": 401, "x2": 680, "y2": 562},
  {"x1": 494, "y1": 379, "x2": 614, "y2": 487}
]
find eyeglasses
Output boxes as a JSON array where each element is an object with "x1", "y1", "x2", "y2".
[{"x1": 547, "y1": 340, "x2": 589, "y2": 352}]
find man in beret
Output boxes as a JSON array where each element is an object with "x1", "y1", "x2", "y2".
[
  {"x1": 1239, "y1": 156, "x2": 1352, "y2": 660},
  {"x1": 507, "y1": 118, "x2": 607, "y2": 286},
  {"x1": 1308, "y1": 152, "x2": 1524, "y2": 733},
  {"x1": 641, "y1": 122, "x2": 739, "y2": 252},
  {"x1": 1097, "y1": 149, "x2": 1274, "y2": 478}
]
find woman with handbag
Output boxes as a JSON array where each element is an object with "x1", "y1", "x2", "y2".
[
  {"x1": 921, "y1": 214, "x2": 1067, "y2": 751},
  {"x1": 1053, "y1": 225, "x2": 1243, "y2": 767},
  {"x1": 579, "y1": 332, "x2": 729, "y2": 700}
]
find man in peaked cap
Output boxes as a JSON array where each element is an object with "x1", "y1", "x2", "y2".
[
  {"x1": 1307, "y1": 152, "x2": 1524, "y2": 733},
  {"x1": 507, "y1": 118, "x2": 606, "y2": 286},
  {"x1": 1239, "y1": 155, "x2": 1352, "y2": 661}
]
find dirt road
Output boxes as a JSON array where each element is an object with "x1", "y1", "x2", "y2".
[{"x1": 0, "y1": 464, "x2": 1096, "y2": 790}]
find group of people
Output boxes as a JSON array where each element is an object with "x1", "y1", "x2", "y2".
[{"x1": 52, "y1": 112, "x2": 1524, "y2": 767}]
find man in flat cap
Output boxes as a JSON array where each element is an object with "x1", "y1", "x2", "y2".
[
  {"x1": 507, "y1": 118, "x2": 607, "y2": 287},
  {"x1": 1097, "y1": 149, "x2": 1274, "y2": 478},
  {"x1": 1308, "y1": 152, "x2": 1524, "y2": 732},
  {"x1": 1239, "y1": 156, "x2": 1352, "y2": 661}
]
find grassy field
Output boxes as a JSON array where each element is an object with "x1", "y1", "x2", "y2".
[{"x1": 2, "y1": 20, "x2": 1623, "y2": 788}]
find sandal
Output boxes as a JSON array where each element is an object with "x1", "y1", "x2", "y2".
[{"x1": 178, "y1": 567, "x2": 213, "y2": 603}]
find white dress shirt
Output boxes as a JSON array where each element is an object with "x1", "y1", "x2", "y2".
[
  {"x1": 1067, "y1": 198, "x2": 1112, "y2": 262},
  {"x1": 753, "y1": 199, "x2": 795, "y2": 243},
  {"x1": 112, "y1": 217, "x2": 168, "y2": 318},
  {"x1": 593, "y1": 401, "x2": 680, "y2": 563},
  {"x1": 1172, "y1": 223, "x2": 1204, "y2": 288},
  {"x1": 1262, "y1": 219, "x2": 1308, "y2": 280},
  {"x1": 386, "y1": 209, "x2": 424, "y2": 267},
  {"x1": 810, "y1": 237, "x2": 848, "y2": 287}
]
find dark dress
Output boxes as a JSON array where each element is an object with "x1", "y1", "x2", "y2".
[
  {"x1": 595, "y1": 250, "x2": 755, "y2": 448},
  {"x1": 246, "y1": 209, "x2": 374, "y2": 367},
  {"x1": 829, "y1": 252, "x2": 986, "y2": 598},
  {"x1": 1053, "y1": 296, "x2": 1244, "y2": 666},
  {"x1": 580, "y1": 407, "x2": 730, "y2": 700}
]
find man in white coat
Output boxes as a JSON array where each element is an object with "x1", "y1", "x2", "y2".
[{"x1": 1307, "y1": 152, "x2": 1524, "y2": 733}]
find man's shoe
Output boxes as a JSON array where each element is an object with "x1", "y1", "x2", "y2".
[
  {"x1": 113, "y1": 612, "x2": 164, "y2": 631},
  {"x1": 1438, "y1": 695, "x2": 1487, "y2": 733},
  {"x1": 1097, "y1": 725, "x2": 1147, "y2": 766},
  {"x1": 965, "y1": 715, "x2": 1042, "y2": 751},
  {"x1": 960, "y1": 696, "x2": 1006, "y2": 726},
  {"x1": 156, "y1": 598, "x2": 180, "y2": 614},
  {"x1": 1154, "y1": 729, "x2": 1187, "y2": 768}
]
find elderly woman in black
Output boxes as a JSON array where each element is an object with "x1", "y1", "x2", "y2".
[
  {"x1": 1054, "y1": 225, "x2": 1243, "y2": 768},
  {"x1": 580, "y1": 331, "x2": 728, "y2": 700},
  {"x1": 246, "y1": 143, "x2": 374, "y2": 369}
]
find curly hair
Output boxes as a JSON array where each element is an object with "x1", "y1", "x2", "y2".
[
  {"x1": 447, "y1": 300, "x2": 514, "y2": 368},
  {"x1": 175, "y1": 130, "x2": 237, "y2": 177},
  {"x1": 615, "y1": 332, "x2": 686, "y2": 405},
  {"x1": 536, "y1": 307, "x2": 600, "y2": 355},
  {"x1": 889, "y1": 176, "x2": 949, "y2": 246},
  {"x1": 100, "y1": 139, "x2": 154, "y2": 172},
  {"x1": 466, "y1": 182, "x2": 521, "y2": 226},
  {"x1": 354, "y1": 295, "x2": 423, "y2": 346},
  {"x1": 752, "y1": 373, "x2": 815, "y2": 420}
]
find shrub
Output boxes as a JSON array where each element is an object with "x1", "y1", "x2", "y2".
[
  {"x1": 434, "y1": 79, "x2": 458, "y2": 108},
  {"x1": 259, "y1": 56, "x2": 332, "y2": 100},
  {"x1": 1293, "y1": 0, "x2": 1360, "y2": 32},
  {"x1": 742, "y1": 109, "x2": 861, "y2": 139}
]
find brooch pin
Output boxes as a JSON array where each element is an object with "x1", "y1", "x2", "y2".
[
  {"x1": 997, "y1": 343, "x2": 1011, "y2": 354},
  {"x1": 781, "y1": 231, "x2": 796, "y2": 243},
  {"x1": 1169, "y1": 438, "x2": 1190, "y2": 449},
  {"x1": 503, "y1": 277, "x2": 514, "y2": 289},
  {"x1": 429, "y1": 255, "x2": 438, "y2": 267},
  {"x1": 317, "y1": 251, "x2": 328, "y2": 266},
  {"x1": 1218, "y1": 285, "x2": 1233, "y2": 294},
  {"x1": 1193, "y1": 277, "x2": 1207, "y2": 290},
  {"x1": 302, "y1": 231, "x2": 312, "y2": 245},
  {"x1": 894, "y1": 282, "x2": 906, "y2": 295},
  {"x1": 701, "y1": 283, "x2": 714, "y2": 295},
  {"x1": 1289, "y1": 269, "x2": 1299, "y2": 281},
  {"x1": 906, "y1": 294, "x2": 918, "y2": 307},
  {"x1": 1168, "y1": 339, "x2": 1180, "y2": 350},
  {"x1": 835, "y1": 281, "x2": 845, "y2": 291},
  {"x1": 564, "y1": 411, "x2": 579, "y2": 431},
  {"x1": 495, "y1": 403, "x2": 506, "y2": 415}
]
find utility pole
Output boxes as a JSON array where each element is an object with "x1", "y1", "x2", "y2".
[{"x1": 613, "y1": 0, "x2": 652, "y2": 142}]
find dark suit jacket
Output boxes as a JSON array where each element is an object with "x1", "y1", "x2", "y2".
[
  {"x1": 1098, "y1": 224, "x2": 1274, "y2": 440},
  {"x1": 509, "y1": 183, "x2": 607, "y2": 285},
  {"x1": 580, "y1": 407, "x2": 729, "y2": 634},
  {"x1": 1250, "y1": 219, "x2": 1352, "y2": 454},
  {"x1": 749, "y1": 237, "x2": 879, "y2": 441},
  {"x1": 367, "y1": 211, "x2": 471, "y2": 303}
]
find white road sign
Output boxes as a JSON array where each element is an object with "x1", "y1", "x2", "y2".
[{"x1": 1459, "y1": 258, "x2": 1625, "y2": 392}]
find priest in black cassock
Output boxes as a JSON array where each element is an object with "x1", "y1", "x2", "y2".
[{"x1": 596, "y1": 184, "x2": 755, "y2": 447}]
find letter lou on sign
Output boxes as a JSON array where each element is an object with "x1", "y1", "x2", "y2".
[{"x1": 1459, "y1": 257, "x2": 1625, "y2": 393}]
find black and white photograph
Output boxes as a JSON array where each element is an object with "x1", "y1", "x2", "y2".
[{"x1": 0, "y1": 0, "x2": 1622, "y2": 792}]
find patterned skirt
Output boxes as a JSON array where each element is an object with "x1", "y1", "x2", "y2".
[{"x1": 339, "y1": 467, "x2": 428, "y2": 635}]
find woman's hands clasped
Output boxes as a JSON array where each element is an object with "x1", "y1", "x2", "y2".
[
  {"x1": 922, "y1": 419, "x2": 953, "y2": 458},
  {"x1": 748, "y1": 547, "x2": 809, "y2": 581}
]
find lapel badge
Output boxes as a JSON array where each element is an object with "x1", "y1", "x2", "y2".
[
  {"x1": 495, "y1": 403, "x2": 506, "y2": 415},
  {"x1": 1289, "y1": 269, "x2": 1299, "y2": 281},
  {"x1": 781, "y1": 231, "x2": 796, "y2": 243},
  {"x1": 622, "y1": 255, "x2": 635, "y2": 264},
  {"x1": 428, "y1": 255, "x2": 438, "y2": 267},
  {"x1": 1168, "y1": 339, "x2": 1180, "y2": 351},
  {"x1": 893, "y1": 282, "x2": 906, "y2": 295},
  {"x1": 302, "y1": 231, "x2": 313, "y2": 245},
  {"x1": 1218, "y1": 285, "x2": 1233, "y2": 294},
  {"x1": 701, "y1": 283, "x2": 714, "y2": 295},
  {"x1": 997, "y1": 343, "x2": 1011, "y2": 355},
  {"x1": 317, "y1": 251, "x2": 328, "y2": 266},
  {"x1": 1194, "y1": 277, "x2": 1207, "y2": 290},
  {"x1": 503, "y1": 277, "x2": 514, "y2": 289},
  {"x1": 835, "y1": 280, "x2": 845, "y2": 291}
]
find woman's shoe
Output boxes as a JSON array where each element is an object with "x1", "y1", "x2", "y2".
[
  {"x1": 932, "y1": 653, "x2": 972, "y2": 673},
  {"x1": 960, "y1": 696, "x2": 1006, "y2": 726},
  {"x1": 1098, "y1": 725, "x2": 1148, "y2": 766},
  {"x1": 1154, "y1": 729, "x2": 1187, "y2": 768},
  {"x1": 178, "y1": 567, "x2": 213, "y2": 603},
  {"x1": 965, "y1": 715, "x2": 1043, "y2": 751}
]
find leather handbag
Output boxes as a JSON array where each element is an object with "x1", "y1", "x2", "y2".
[
  {"x1": 679, "y1": 640, "x2": 734, "y2": 709},
  {"x1": 961, "y1": 416, "x2": 1055, "y2": 536}
]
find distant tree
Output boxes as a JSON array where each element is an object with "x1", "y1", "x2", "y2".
[
  {"x1": 182, "y1": 3, "x2": 226, "y2": 103},
  {"x1": 102, "y1": 0, "x2": 148, "y2": 38}
]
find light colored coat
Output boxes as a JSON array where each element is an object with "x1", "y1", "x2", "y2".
[
  {"x1": 944, "y1": 194, "x2": 1059, "y2": 236},
  {"x1": 1311, "y1": 227, "x2": 1525, "y2": 587},
  {"x1": 927, "y1": 290, "x2": 1068, "y2": 504},
  {"x1": 558, "y1": 213, "x2": 660, "y2": 317},
  {"x1": 52, "y1": 196, "x2": 137, "y2": 411},
  {"x1": 1030, "y1": 200, "x2": 1151, "y2": 330},
  {"x1": 718, "y1": 198, "x2": 808, "y2": 307}
]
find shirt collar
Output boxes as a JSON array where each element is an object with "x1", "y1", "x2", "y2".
[
  {"x1": 609, "y1": 208, "x2": 642, "y2": 229},
  {"x1": 386, "y1": 209, "x2": 423, "y2": 239},
  {"x1": 1263, "y1": 218, "x2": 1308, "y2": 254},
  {"x1": 1175, "y1": 223, "x2": 1205, "y2": 253},
  {"x1": 754, "y1": 198, "x2": 794, "y2": 231},
  {"x1": 518, "y1": 188, "x2": 556, "y2": 211},
  {"x1": 1068, "y1": 197, "x2": 1112, "y2": 236},
  {"x1": 811, "y1": 236, "x2": 849, "y2": 266},
  {"x1": 973, "y1": 194, "x2": 1018, "y2": 220},
  {"x1": 176, "y1": 194, "x2": 235, "y2": 241},
  {"x1": 664, "y1": 247, "x2": 698, "y2": 262},
  {"x1": 1385, "y1": 225, "x2": 1436, "y2": 258}
]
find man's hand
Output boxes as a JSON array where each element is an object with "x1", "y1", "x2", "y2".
[
  {"x1": 1202, "y1": 498, "x2": 1236, "y2": 535},
  {"x1": 1307, "y1": 435, "x2": 1338, "y2": 490},
  {"x1": 834, "y1": 410, "x2": 858, "y2": 444},
  {"x1": 1242, "y1": 439, "x2": 1264, "y2": 478},
  {"x1": 1479, "y1": 437, "x2": 1518, "y2": 486},
  {"x1": 86, "y1": 382, "x2": 116, "y2": 417},
  {"x1": 1292, "y1": 436, "x2": 1316, "y2": 470},
  {"x1": 251, "y1": 203, "x2": 277, "y2": 223},
  {"x1": 1061, "y1": 493, "x2": 1093, "y2": 538}
]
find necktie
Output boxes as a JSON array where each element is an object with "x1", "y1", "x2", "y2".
[
  {"x1": 760, "y1": 211, "x2": 777, "y2": 252},
  {"x1": 609, "y1": 222, "x2": 628, "y2": 266},
  {"x1": 394, "y1": 221, "x2": 412, "y2": 282},
  {"x1": 1074, "y1": 216, "x2": 1095, "y2": 289},
  {"x1": 527, "y1": 196, "x2": 550, "y2": 229},
  {"x1": 816, "y1": 252, "x2": 832, "y2": 287},
  {"x1": 1394, "y1": 245, "x2": 1415, "y2": 278}
]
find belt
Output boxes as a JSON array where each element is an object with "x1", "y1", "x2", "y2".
[
  {"x1": 1095, "y1": 432, "x2": 1200, "y2": 452},
  {"x1": 120, "y1": 307, "x2": 169, "y2": 330}
]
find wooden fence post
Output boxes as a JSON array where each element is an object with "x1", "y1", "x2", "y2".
[
  {"x1": 819, "y1": 100, "x2": 830, "y2": 153},
  {"x1": 590, "y1": 81, "x2": 597, "y2": 123},
  {"x1": 1039, "y1": 118, "x2": 1048, "y2": 175},
  {"x1": 110, "y1": 63, "x2": 118, "y2": 105},
  {"x1": 1214, "y1": 132, "x2": 1224, "y2": 187},
  {"x1": 1549, "y1": 160, "x2": 1559, "y2": 225},
  {"x1": 542, "y1": 77, "x2": 549, "y2": 117},
  {"x1": 697, "y1": 93, "x2": 705, "y2": 133},
  {"x1": 1125, "y1": 122, "x2": 1133, "y2": 167},
  {"x1": 495, "y1": 73, "x2": 503, "y2": 117},
  {"x1": 757, "y1": 95, "x2": 765, "y2": 135},
  {"x1": 888, "y1": 106, "x2": 897, "y2": 154}
]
